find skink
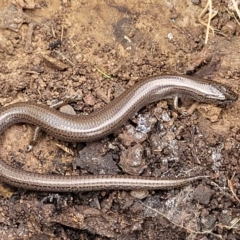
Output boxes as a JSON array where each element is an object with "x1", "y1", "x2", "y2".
[{"x1": 0, "y1": 75, "x2": 237, "y2": 192}]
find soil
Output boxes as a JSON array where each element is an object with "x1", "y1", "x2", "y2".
[{"x1": 0, "y1": 0, "x2": 240, "y2": 239}]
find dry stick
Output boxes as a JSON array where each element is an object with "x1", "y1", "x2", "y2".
[
  {"x1": 210, "y1": 180, "x2": 236, "y2": 202},
  {"x1": 61, "y1": 24, "x2": 64, "y2": 42},
  {"x1": 228, "y1": 172, "x2": 240, "y2": 204},
  {"x1": 25, "y1": 22, "x2": 36, "y2": 52},
  {"x1": 71, "y1": 40, "x2": 111, "y2": 79},
  {"x1": 51, "y1": 25, "x2": 56, "y2": 38},
  {"x1": 217, "y1": 217, "x2": 240, "y2": 230},
  {"x1": 231, "y1": 0, "x2": 240, "y2": 21}
]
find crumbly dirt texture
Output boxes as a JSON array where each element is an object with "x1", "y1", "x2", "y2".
[{"x1": 0, "y1": 0, "x2": 240, "y2": 239}]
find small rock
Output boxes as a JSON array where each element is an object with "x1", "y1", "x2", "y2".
[
  {"x1": 31, "y1": 65, "x2": 44, "y2": 73},
  {"x1": 76, "y1": 142, "x2": 119, "y2": 175},
  {"x1": 118, "y1": 125, "x2": 148, "y2": 147},
  {"x1": 130, "y1": 190, "x2": 149, "y2": 199},
  {"x1": 150, "y1": 133, "x2": 168, "y2": 152},
  {"x1": 1, "y1": 4, "x2": 25, "y2": 32},
  {"x1": 114, "y1": 83, "x2": 125, "y2": 98},
  {"x1": 83, "y1": 93, "x2": 96, "y2": 106},
  {"x1": 42, "y1": 54, "x2": 68, "y2": 71},
  {"x1": 40, "y1": 204, "x2": 56, "y2": 222},
  {"x1": 193, "y1": 184, "x2": 214, "y2": 205},
  {"x1": 96, "y1": 88, "x2": 110, "y2": 103},
  {"x1": 163, "y1": 132, "x2": 175, "y2": 142},
  {"x1": 79, "y1": 76, "x2": 86, "y2": 84},
  {"x1": 59, "y1": 105, "x2": 76, "y2": 115},
  {"x1": 217, "y1": 209, "x2": 233, "y2": 225},
  {"x1": 191, "y1": 0, "x2": 200, "y2": 4},
  {"x1": 119, "y1": 144, "x2": 147, "y2": 175},
  {"x1": 167, "y1": 32, "x2": 173, "y2": 40},
  {"x1": 201, "y1": 215, "x2": 217, "y2": 229},
  {"x1": 161, "y1": 111, "x2": 171, "y2": 122},
  {"x1": 117, "y1": 192, "x2": 135, "y2": 210},
  {"x1": 75, "y1": 53, "x2": 83, "y2": 63},
  {"x1": 136, "y1": 113, "x2": 157, "y2": 133}
]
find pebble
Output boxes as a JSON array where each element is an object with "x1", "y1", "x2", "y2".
[
  {"x1": 191, "y1": 0, "x2": 200, "y2": 4},
  {"x1": 136, "y1": 113, "x2": 157, "y2": 133},
  {"x1": 59, "y1": 105, "x2": 76, "y2": 115},
  {"x1": 119, "y1": 144, "x2": 147, "y2": 175},
  {"x1": 193, "y1": 184, "x2": 214, "y2": 205},
  {"x1": 76, "y1": 142, "x2": 119, "y2": 175},
  {"x1": 130, "y1": 190, "x2": 149, "y2": 199},
  {"x1": 83, "y1": 93, "x2": 96, "y2": 106},
  {"x1": 118, "y1": 125, "x2": 148, "y2": 147},
  {"x1": 42, "y1": 54, "x2": 68, "y2": 71}
]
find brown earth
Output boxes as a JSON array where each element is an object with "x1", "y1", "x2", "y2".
[{"x1": 0, "y1": 0, "x2": 240, "y2": 239}]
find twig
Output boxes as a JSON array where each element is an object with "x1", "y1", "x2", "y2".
[
  {"x1": 51, "y1": 25, "x2": 56, "y2": 38},
  {"x1": 25, "y1": 22, "x2": 36, "y2": 53},
  {"x1": 209, "y1": 180, "x2": 236, "y2": 202},
  {"x1": 225, "y1": 6, "x2": 240, "y2": 25},
  {"x1": 228, "y1": 172, "x2": 240, "y2": 204},
  {"x1": 61, "y1": 24, "x2": 64, "y2": 42},
  {"x1": 217, "y1": 217, "x2": 240, "y2": 230}
]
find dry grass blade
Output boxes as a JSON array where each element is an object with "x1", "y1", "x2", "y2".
[
  {"x1": 231, "y1": 0, "x2": 240, "y2": 21},
  {"x1": 198, "y1": 0, "x2": 218, "y2": 44},
  {"x1": 225, "y1": 6, "x2": 240, "y2": 25}
]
